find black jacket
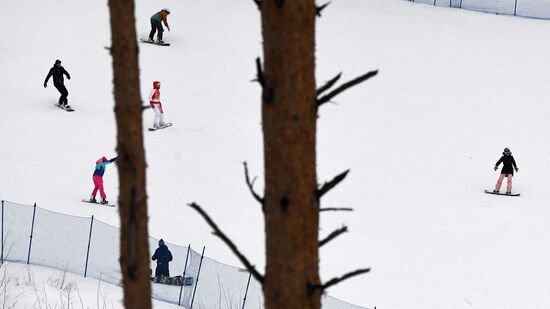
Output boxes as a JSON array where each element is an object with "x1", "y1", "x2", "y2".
[
  {"x1": 495, "y1": 155, "x2": 518, "y2": 175},
  {"x1": 152, "y1": 245, "x2": 173, "y2": 265},
  {"x1": 44, "y1": 65, "x2": 70, "y2": 86}
]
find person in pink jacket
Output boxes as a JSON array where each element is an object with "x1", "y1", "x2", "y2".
[{"x1": 149, "y1": 81, "x2": 166, "y2": 129}]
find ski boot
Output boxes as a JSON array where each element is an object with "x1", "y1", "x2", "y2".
[
  {"x1": 505, "y1": 191, "x2": 512, "y2": 196},
  {"x1": 157, "y1": 39, "x2": 164, "y2": 44},
  {"x1": 89, "y1": 195, "x2": 97, "y2": 203},
  {"x1": 493, "y1": 189, "x2": 499, "y2": 194},
  {"x1": 148, "y1": 37, "x2": 154, "y2": 43},
  {"x1": 100, "y1": 198, "x2": 109, "y2": 205}
]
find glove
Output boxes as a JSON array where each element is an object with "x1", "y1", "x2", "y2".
[
  {"x1": 515, "y1": 167, "x2": 519, "y2": 172},
  {"x1": 494, "y1": 166, "x2": 498, "y2": 171},
  {"x1": 43, "y1": 83, "x2": 47, "y2": 88},
  {"x1": 67, "y1": 76, "x2": 70, "y2": 80}
]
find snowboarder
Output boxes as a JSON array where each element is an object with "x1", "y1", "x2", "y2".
[
  {"x1": 44, "y1": 60, "x2": 71, "y2": 108},
  {"x1": 493, "y1": 147, "x2": 519, "y2": 195},
  {"x1": 152, "y1": 239, "x2": 173, "y2": 277},
  {"x1": 148, "y1": 8, "x2": 171, "y2": 43},
  {"x1": 149, "y1": 81, "x2": 167, "y2": 129},
  {"x1": 90, "y1": 156, "x2": 117, "y2": 205}
]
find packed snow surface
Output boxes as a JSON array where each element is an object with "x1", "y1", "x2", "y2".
[
  {"x1": 2, "y1": 0, "x2": 550, "y2": 308},
  {"x1": 0, "y1": 262, "x2": 178, "y2": 308}
]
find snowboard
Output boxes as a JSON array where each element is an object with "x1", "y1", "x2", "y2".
[
  {"x1": 140, "y1": 38, "x2": 170, "y2": 46},
  {"x1": 148, "y1": 123, "x2": 173, "y2": 131},
  {"x1": 81, "y1": 199, "x2": 116, "y2": 207},
  {"x1": 150, "y1": 275, "x2": 194, "y2": 286},
  {"x1": 484, "y1": 190, "x2": 520, "y2": 197},
  {"x1": 55, "y1": 103, "x2": 74, "y2": 112}
]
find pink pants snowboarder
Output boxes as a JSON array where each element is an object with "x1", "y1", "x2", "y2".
[
  {"x1": 90, "y1": 156, "x2": 117, "y2": 204},
  {"x1": 91, "y1": 175, "x2": 106, "y2": 199}
]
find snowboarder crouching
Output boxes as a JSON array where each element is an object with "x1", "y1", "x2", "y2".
[
  {"x1": 149, "y1": 81, "x2": 167, "y2": 129},
  {"x1": 44, "y1": 59, "x2": 71, "y2": 108},
  {"x1": 152, "y1": 239, "x2": 173, "y2": 277},
  {"x1": 149, "y1": 8, "x2": 171, "y2": 43},
  {"x1": 90, "y1": 156, "x2": 117, "y2": 205},
  {"x1": 493, "y1": 147, "x2": 519, "y2": 195}
]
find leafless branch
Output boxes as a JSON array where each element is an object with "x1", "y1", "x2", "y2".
[
  {"x1": 320, "y1": 207, "x2": 353, "y2": 212},
  {"x1": 319, "y1": 225, "x2": 348, "y2": 247},
  {"x1": 316, "y1": 2, "x2": 331, "y2": 17},
  {"x1": 243, "y1": 161, "x2": 264, "y2": 205},
  {"x1": 309, "y1": 268, "x2": 371, "y2": 294},
  {"x1": 188, "y1": 202, "x2": 265, "y2": 284},
  {"x1": 317, "y1": 72, "x2": 342, "y2": 96},
  {"x1": 317, "y1": 70, "x2": 378, "y2": 106},
  {"x1": 317, "y1": 170, "x2": 350, "y2": 200}
]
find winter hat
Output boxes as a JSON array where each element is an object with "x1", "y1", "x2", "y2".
[
  {"x1": 163, "y1": 8, "x2": 170, "y2": 14},
  {"x1": 159, "y1": 239, "x2": 165, "y2": 246},
  {"x1": 96, "y1": 156, "x2": 108, "y2": 164},
  {"x1": 55, "y1": 59, "x2": 61, "y2": 65},
  {"x1": 153, "y1": 81, "x2": 161, "y2": 89},
  {"x1": 503, "y1": 148, "x2": 512, "y2": 155}
]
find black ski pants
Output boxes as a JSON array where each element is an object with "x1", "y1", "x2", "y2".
[
  {"x1": 155, "y1": 263, "x2": 170, "y2": 277},
  {"x1": 149, "y1": 19, "x2": 164, "y2": 41},
  {"x1": 54, "y1": 83, "x2": 69, "y2": 106}
]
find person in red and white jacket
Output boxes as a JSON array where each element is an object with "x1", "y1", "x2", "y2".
[{"x1": 149, "y1": 81, "x2": 166, "y2": 129}]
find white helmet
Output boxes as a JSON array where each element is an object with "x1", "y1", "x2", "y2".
[{"x1": 164, "y1": 8, "x2": 171, "y2": 14}]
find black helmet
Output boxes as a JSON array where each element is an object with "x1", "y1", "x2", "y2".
[{"x1": 503, "y1": 148, "x2": 511, "y2": 155}]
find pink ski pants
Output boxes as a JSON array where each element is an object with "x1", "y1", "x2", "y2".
[
  {"x1": 91, "y1": 175, "x2": 106, "y2": 199},
  {"x1": 495, "y1": 174, "x2": 513, "y2": 192}
]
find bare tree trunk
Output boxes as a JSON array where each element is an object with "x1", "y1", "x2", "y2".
[
  {"x1": 107, "y1": 1, "x2": 152, "y2": 308},
  {"x1": 261, "y1": 1, "x2": 320, "y2": 308}
]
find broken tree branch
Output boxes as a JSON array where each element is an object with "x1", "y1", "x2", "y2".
[
  {"x1": 316, "y1": 2, "x2": 331, "y2": 17},
  {"x1": 317, "y1": 70, "x2": 378, "y2": 106},
  {"x1": 243, "y1": 161, "x2": 264, "y2": 205},
  {"x1": 319, "y1": 225, "x2": 348, "y2": 247},
  {"x1": 252, "y1": 57, "x2": 265, "y2": 86},
  {"x1": 316, "y1": 169, "x2": 350, "y2": 200},
  {"x1": 188, "y1": 202, "x2": 265, "y2": 284},
  {"x1": 317, "y1": 72, "x2": 342, "y2": 97},
  {"x1": 309, "y1": 268, "x2": 371, "y2": 294},
  {"x1": 252, "y1": 0, "x2": 262, "y2": 10}
]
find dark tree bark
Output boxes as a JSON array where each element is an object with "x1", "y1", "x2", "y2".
[
  {"x1": 260, "y1": 1, "x2": 320, "y2": 308},
  {"x1": 107, "y1": 1, "x2": 152, "y2": 308}
]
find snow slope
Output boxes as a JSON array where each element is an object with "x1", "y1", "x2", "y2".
[
  {"x1": 2, "y1": 0, "x2": 550, "y2": 308},
  {"x1": 0, "y1": 262, "x2": 179, "y2": 309}
]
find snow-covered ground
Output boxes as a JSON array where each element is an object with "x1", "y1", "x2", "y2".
[
  {"x1": 2, "y1": 0, "x2": 550, "y2": 308},
  {"x1": 0, "y1": 262, "x2": 178, "y2": 309}
]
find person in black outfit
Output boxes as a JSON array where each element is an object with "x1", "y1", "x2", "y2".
[
  {"x1": 152, "y1": 239, "x2": 173, "y2": 277},
  {"x1": 493, "y1": 147, "x2": 519, "y2": 195},
  {"x1": 44, "y1": 60, "x2": 71, "y2": 107}
]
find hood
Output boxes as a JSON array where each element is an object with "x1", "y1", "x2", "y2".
[{"x1": 153, "y1": 81, "x2": 160, "y2": 89}]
